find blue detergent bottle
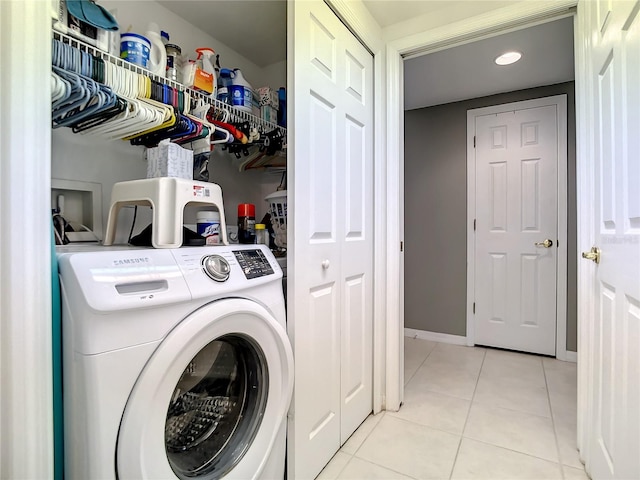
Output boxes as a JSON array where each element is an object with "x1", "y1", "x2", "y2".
[
  {"x1": 217, "y1": 68, "x2": 233, "y2": 105},
  {"x1": 229, "y1": 68, "x2": 253, "y2": 113}
]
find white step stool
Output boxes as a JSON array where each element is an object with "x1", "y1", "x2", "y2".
[{"x1": 104, "y1": 178, "x2": 227, "y2": 248}]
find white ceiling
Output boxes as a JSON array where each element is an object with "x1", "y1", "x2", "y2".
[
  {"x1": 403, "y1": 16, "x2": 575, "y2": 109},
  {"x1": 157, "y1": 1, "x2": 574, "y2": 109}
]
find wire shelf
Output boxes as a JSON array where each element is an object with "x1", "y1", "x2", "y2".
[{"x1": 52, "y1": 29, "x2": 286, "y2": 136}]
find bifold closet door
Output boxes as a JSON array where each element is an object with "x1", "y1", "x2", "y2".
[{"x1": 288, "y1": 0, "x2": 374, "y2": 478}]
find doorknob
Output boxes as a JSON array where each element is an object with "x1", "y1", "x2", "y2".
[
  {"x1": 534, "y1": 239, "x2": 553, "y2": 248},
  {"x1": 582, "y1": 247, "x2": 601, "y2": 264},
  {"x1": 322, "y1": 259, "x2": 330, "y2": 269}
]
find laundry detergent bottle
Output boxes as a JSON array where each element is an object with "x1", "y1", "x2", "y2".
[
  {"x1": 217, "y1": 68, "x2": 233, "y2": 105},
  {"x1": 229, "y1": 68, "x2": 253, "y2": 113}
]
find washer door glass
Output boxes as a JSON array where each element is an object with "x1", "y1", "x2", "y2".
[{"x1": 165, "y1": 334, "x2": 268, "y2": 479}]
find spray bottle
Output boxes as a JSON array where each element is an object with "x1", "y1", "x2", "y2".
[{"x1": 195, "y1": 47, "x2": 217, "y2": 97}]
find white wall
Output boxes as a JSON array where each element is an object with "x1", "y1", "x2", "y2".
[{"x1": 260, "y1": 60, "x2": 287, "y2": 91}]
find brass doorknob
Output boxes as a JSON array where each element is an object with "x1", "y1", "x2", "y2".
[
  {"x1": 582, "y1": 247, "x2": 601, "y2": 264},
  {"x1": 535, "y1": 239, "x2": 553, "y2": 248}
]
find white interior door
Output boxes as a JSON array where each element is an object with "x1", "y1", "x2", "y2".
[
  {"x1": 582, "y1": 0, "x2": 640, "y2": 478},
  {"x1": 288, "y1": 1, "x2": 374, "y2": 478},
  {"x1": 472, "y1": 98, "x2": 565, "y2": 355}
]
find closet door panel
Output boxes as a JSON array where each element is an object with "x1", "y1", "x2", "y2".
[{"x1": 289, "y1": 1, "x2": 374, "y2": 479}]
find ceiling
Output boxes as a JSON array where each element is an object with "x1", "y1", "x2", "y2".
[
  {"x1": 404, "y1": 16, "x2": 575, "y2": 109},
  {"x1": 157, "y1": 1, "x2": 574, "y2": 109}
]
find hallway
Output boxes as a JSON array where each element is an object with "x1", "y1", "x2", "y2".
[{"x1": 317, "y1": 339, "x2": 586, "y2": 479}]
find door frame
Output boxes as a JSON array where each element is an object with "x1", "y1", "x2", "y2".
[
  {"x1": 465, "y1": 95, "x2": 569, "y2": 360},
  {"x1": 385, "y1": 0, "x2": 579, "y2": 411},
  {"x1": 0, "y1": 2, "x2": 54, "y2": 479}
]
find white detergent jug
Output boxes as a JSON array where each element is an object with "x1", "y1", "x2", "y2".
[
  {"x1": 145, "y1": 22, "x2": 167, "y2": 77},
  {"x1": 229, "y1": 68, "x2": 253, "y2": 113}
]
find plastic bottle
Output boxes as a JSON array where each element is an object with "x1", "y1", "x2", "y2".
[
  {"x1": 145, "y1": 22, "x2": 167, "y2": 77},
  {"x1": 238, "y1": 204, "x2": 256, "y2": 244},
  {"x1": 278, "y1": 87, "x2": 287, "y2": 127},
  {"x1": 197, "y1": 211, "x2": 221, "y2": 245},
  {"x1": 195, "y1": 47, "x2": 217, "y2": 97},
  {"x1": 165, "y1": 44, "x2": 181, "y2": 82},
  {"x1": 229, "y1": 68, "x2": 253, "y2": 113},
  {"x1": 255, "y1": 223, "x2": 268, "y2": 246},
  {"x1": 217, "y1": 68, "x2": 233, "y2": 105},
  {"x1": 160, "y1": 31, "x2": 170, "y2": 45}
]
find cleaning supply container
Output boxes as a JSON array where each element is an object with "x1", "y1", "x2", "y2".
[
  {"x1": 193, "y1": 47, "x2": 217, "y2": 95},
  {"x1": 120, "y1": 33, "x2": 151, "y2": 67},
  {"x1": 165, "y1": 44, "x2": 181, "y2": 82},
  {"x1": 229, "y1": 68, "x2": 253, "y2": 112},
  {"x1": 217, "y1": 68, "x2": 233, "y2": 105},
  {"x1": 196, "y1": 210, "x2": 221, "y2": 245},
  {"x1": 237, "y1": 203, "x2": 256, "y2": 244},
  {"x1": 145, "y1": 23, "x2": 167, "y2": 77}
]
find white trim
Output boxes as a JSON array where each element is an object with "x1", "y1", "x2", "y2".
[
  {"x1": 386, "y1": 1, "x2": 576, "y2": 54},
  {"x1": 573, "y1": 0, "x2": 594, "y2": 462},
  {"x1": 384, "y1": 42, "x2": 403, "y2": 412},
  {"x1": 325, "y1": 0, "x2": 387, "y2": 414},
  {"x1": 565, "y1": 350, "x2": 578, "y2": 363},
  {"x1": 404, "y1": 328, "x2": 468, "y2": 346},
  {"x1": 466, "y1": 95, "x2": 569, "y2": 361},
  {"x1": 466, "y1": 112, "x2": 477, "y2": 348},
  {"x1": 0, "y1": 1, "x2": 53, "y2": 478},
  {"x1": 555, "y1": 96, "x2": 569, "y2": 361},
  {"x1": 386, "y1": 0, "x2": 579, "y2": 414}
]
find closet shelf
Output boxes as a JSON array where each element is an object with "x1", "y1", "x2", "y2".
[{"x1": 52, "y1": 29, "x2": 287, "y2": 137}]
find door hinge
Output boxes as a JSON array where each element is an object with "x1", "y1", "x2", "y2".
[
  {"x1": 473, "y1": 302, "x2": 476, "y2": 314},
  {"x1": 473, "y1": 219, "x2": 476, "y2": 231},
  {"x1": 400, "y1": 241, "x2": 404, "y2": 252},
  {"x1": 473, "y1": 136, "x2": 476, "y2": 148}
]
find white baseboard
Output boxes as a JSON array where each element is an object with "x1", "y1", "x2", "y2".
[
  {"x1": 564, "y1": 350, "x2": 577, "y2": 363},
  {"x1": 404, "y1": 328, "x2": 467, "y2": 346}
]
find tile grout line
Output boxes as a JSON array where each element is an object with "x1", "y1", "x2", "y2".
[
  {"x1": 448, "y1": 347, "x2": 488, "y2": 480},
  {"x1": 350, "y1": 455, "x2": 422, "y2": 480},
  {"x1": 342, "y1": 412, "x2": 386, "y2": 457},
  {"x1": 542, "y1": 358, "x2": 566, "y2": 480},
  {"x1": 331, "y1": 451, "x2": 352, "y2": 480},
  {"x1": 404, "y1": 337, "x2": 438, "y2": 386},
  {"x1": 326, "y1": 412, "x2": 386, "y2": 479},
  {"x1": 346, "y1": 414, "x2": 422, "y2": 480}
]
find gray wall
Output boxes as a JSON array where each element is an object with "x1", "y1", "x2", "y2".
[{"x1": 404, "y1": 82, "x2": 577, "y2": 352}]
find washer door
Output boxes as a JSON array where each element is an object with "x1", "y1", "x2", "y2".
[{"x1": 116, "y1": 298, "x2": 293, "y2": 480}]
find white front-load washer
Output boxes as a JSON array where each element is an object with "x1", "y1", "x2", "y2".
[{"x1": 57, "y1": 244, "x2": 293, "y2": 480}]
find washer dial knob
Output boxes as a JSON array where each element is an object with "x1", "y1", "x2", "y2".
[{"x1": 202, "y1": 255, "x2": 231, "y2": 282}]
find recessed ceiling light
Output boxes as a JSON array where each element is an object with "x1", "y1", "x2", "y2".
[{"x1": 495, "y1": 51, "x2": 522, "y2": 65}]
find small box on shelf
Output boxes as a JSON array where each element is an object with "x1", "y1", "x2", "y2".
[
  {"x1": 146, "y1": 139, "x2": 193, "y2": 180},
  {"x1": 257, "y1": 87, "x2": 280, "y2": 109},
  {"x1": 261, "y1": 105, "x2": 278, "y2": 124}
]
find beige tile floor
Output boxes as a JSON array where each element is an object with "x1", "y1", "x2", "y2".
[{"x1": 317, "y1": 338, "x2": 588, "y2": 480}]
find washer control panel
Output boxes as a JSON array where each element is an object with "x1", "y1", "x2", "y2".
[
  {"x1": 233, "y1": 249, "x2": 275, "y2": 279},
  {"x1": 201, "y1": 254, "x2": 231, "y2": 282}
]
